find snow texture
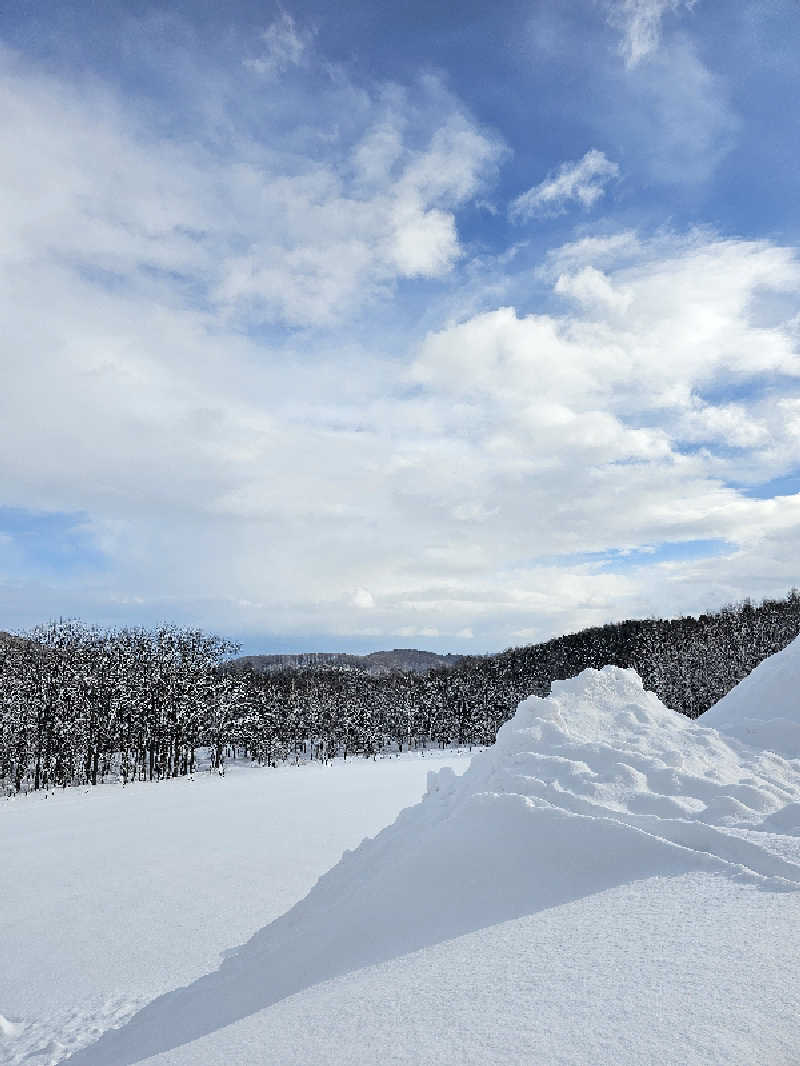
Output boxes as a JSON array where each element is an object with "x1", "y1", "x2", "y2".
[
  {"x1": 144, "y1": 872, "x2": 800, "y2": 1066},
  {"x1": 0, "y1": 751, "x2": 471, "y2": 1066},
  {"x1": 58, "y1": 666, "x2": 800, "y2": 1066},
  {"x1": 702, "y1": 633, "x2": 800, "y2": 759}
]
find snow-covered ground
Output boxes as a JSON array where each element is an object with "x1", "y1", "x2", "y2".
[
  {"x1": 0, "y1": 749, "x2": 473, "y2": 1065},
  {"x1": 139, "y1": 872, "x2": 799, "y2": 1066},
  {"x1": 4, "y1": 641, "x2": 800, "y2": 1066}
]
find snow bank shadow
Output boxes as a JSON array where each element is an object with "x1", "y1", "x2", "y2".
[{"x1": 62, "y1": 791, "x2": 800, "y2": 1066}]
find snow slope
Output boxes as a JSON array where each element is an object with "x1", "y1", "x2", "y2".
[
  {"x1": 144, "y1": 871, "x2": 800, "y2": 1066},
  {"x1": 0, "y1": 749, "x2": 472, "y2": 1066},
  {"x1": 702, "y1": 634, "x2": 800, "y2": 759},
  {"x1": 62, "y1": 666, "x2": 800, "y2": 1066}
]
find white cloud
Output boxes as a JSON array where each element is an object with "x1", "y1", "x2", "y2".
[
  {"x1": 396, "y1": 626, "x2": 441, "y2": 639},
  {"x1": 622, "y1": 38, "x2": 737, "y2": 185},
  {"x1": 554, "y1": 266, "x2": 632, "y2": 314},
  {"x1": 0, "y1": 45, "x2": 500, "y2": 330},
  {"x1": 417, "y1": 234, "x2": 800, "y2": 422},
  {"x1": 352, "y1": 588, "x2": 375, "y2": 609},
  {"x1": 510, "y1": 149, "x2": 619, "y2": 221},
  {"x1": 675, "y1": 401, "x2": 770, "y2": 449},
  {"x1": 1, "y1": 26, "x2": 799, "y2": 650},
  {"x1": 543, "y1": 231, "x2": 642, "y2": 273},
  {"x1": 609, "y1": 0, "x2": 697, "y2": 68},
  {"x1": 244, "y1": 13, "x2": 310, "y2": 78},
  {"x1": 401, "y1": 231, "x2": 800, "y2": 636}
]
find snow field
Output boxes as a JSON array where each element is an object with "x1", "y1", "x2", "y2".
[
  {"x1": 5, "y1": 639, "x2": 800, "y2": 1066},
  {"x1": 144, "y1": 872, "x2": 800, "y2": 1066},
  {"x1": 0, "y1": 750, "x2": 472, "y2": 1066},
  {"x1": 63, "y1": 662, "x2": 800, "y2": 1065}
]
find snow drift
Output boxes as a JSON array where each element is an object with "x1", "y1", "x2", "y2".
[
  {"x1": 65, "y1": 666, "x2": 800, "y2": 1066},
  {"x1": 702, "y1": 634, "x2": 800, "y2": 759}
]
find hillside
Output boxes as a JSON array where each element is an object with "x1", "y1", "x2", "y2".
[{"x1": 233, "y1": 648, "x2": 463, "y2": 675}]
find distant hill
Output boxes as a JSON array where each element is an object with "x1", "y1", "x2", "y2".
[{"x1": 232, "y1": 648, "x2": 464, "y2": 676}]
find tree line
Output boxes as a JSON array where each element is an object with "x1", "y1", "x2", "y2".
[{"x1": 2, "y1": 591, "x2": 799, "y2": 795}]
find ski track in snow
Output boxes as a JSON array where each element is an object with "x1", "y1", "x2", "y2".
[{"x1": 52, "y1": 664, "x2": 800, "y2": 1066}]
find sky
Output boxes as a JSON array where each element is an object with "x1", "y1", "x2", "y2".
[{"x1": 1, "y1": 0, "x2": 800, "y2": 655}]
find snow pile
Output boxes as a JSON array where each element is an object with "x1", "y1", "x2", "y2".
[
  {"x1": 64, "y1": 665, "x2": 800, "y2": 1066},
  {"x1": 702, "y1": 634, "x2": 800, "y2": 759}
]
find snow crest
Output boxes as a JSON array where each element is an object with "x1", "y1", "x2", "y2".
[
  {"x1": 62, "y1": 666, "x2": 800, "y2": 1066},
  {"x1": 701, "y1": 634, "x2": 800, "y2": 759}
]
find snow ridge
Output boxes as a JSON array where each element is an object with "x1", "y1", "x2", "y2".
[{"x1": 60, "y1": 665, "x2": 800, "y2": 1066}]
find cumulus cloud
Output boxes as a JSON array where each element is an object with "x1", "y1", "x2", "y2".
[
  {"x1": 510, "y1": 149, "x2": 619, "y2": 221},
  {"x1": 402, "y1": 231, "x2": 800, "y2": 635},
  {"x1": 609, "y1": 0, "x2": 697, "y2": 68},
  {"x1": 5, "y1": 226, "x2": 800, "y2": 646},
  {"x1": 418, "y1": 234, "x2": 800, "y2": 427}
]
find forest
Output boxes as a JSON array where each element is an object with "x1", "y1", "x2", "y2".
[{"x1": 2, "y1": 590, "x2": 800, "y2": 795}]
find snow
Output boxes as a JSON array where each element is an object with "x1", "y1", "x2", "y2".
[
  {"x1": 34, "y1": 665, "x2": 800, "y2": 1066},
  {"x1": 143, "y1": 873, "x2": 800, "y2": 1066},
  {"x1": 701, "y1": 634, "x2": 800, "y2": 758},
  {"x1": 0, "y1": 749, "x2": 472, "y2": 1066},
  {"x1": 4, "y1": 664, "x2": 800, "y2": 1065}
]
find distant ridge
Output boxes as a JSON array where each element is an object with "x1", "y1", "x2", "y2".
[{"x1": 232, "y1": 648, "x2": 463, "y2": 675}]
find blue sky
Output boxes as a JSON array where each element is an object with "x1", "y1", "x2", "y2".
[{"x1": 1, "y1": 0, "x2": 800, "y2": 654}]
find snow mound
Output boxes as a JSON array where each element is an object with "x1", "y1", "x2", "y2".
[
  {"x1": 64, "y1": 667, "x2": 800, "y2": 1066},
  {"x1": 701, "y1": 635, "x2": 800, "y2": 759}
]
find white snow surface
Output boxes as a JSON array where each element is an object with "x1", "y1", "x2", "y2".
[
  {"x1": 0, "y1": 749, "x2": 472, "y2": 1066},
  {"x1": 36, "y1": 664, "x2": 800, "y2": 1066},
  {"x1": 143, "y1": 872, "x2": 800, "y2": 1066},
  {"x1": 702, "y1": 634, "x2": 800, "y2": 759}
]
